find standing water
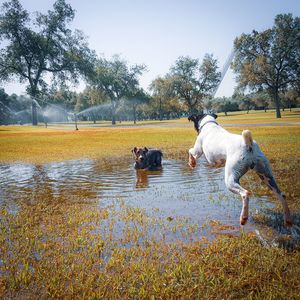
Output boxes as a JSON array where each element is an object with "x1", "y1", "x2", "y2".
[{"x1": 0, "y1": 157, "x2": 298, "y2": 246}]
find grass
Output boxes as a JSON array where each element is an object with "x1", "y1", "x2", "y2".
[{"x1": 0, "y1": 110, "x2": 300, "y2": 299}]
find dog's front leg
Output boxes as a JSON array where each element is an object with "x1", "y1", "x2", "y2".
[
  {"x1": 188, "y1": 152, "x2": 197, "y2": 168},
  {"x1": 188, "y1": 148, "x2": 202, "y2": 168}
]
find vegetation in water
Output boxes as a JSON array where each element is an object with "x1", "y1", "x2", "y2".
[{"x1": 0, "y1": 112, "x2": 300, "y2": 298}]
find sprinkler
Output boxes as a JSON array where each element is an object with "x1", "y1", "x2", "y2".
[{"x1": 74, "y1": 113, "x2": 79, "y2": 131}]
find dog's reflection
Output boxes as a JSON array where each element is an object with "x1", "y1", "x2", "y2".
[{"x1": 135, "y1": 169, "x2": 163, "y2": 188}]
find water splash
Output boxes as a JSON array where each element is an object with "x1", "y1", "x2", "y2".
[{"x1": 77, "y1": 103, "x2": 111, "y2": 117}]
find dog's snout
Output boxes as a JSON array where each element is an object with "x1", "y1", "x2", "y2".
[{"x1": 139, "y1": 156, "x2": 144, "y2": 161}]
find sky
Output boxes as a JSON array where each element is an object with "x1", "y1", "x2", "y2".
[{"x1": 1, "y1": 0, "x2": 300, "y2": 97}]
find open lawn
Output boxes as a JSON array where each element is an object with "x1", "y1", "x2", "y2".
[{"x1": 0, "y1": 110, "x2": 300, "y2": 299}]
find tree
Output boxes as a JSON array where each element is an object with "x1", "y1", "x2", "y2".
[
  {"x1": 0, "y1": 88, "x2": 12, "y2": 124},
  {"x1": 169, "y1": 54, "x2": 220, "y2": 114},
  {"x1": 213, "y1": 97, "x2": 239, "y2": 116},
  {"x1": 150, "y1": 76, "x2": 176, "y2": 121},
  {"x1": 232, "y1": 14, "x2": 300, "y2": 118},
  {"x1": 0, "y1": 0, "x2": 95, "y2": 125},
  {"x1": 125, "y1": 89, "x2": 149, "y2": 124},
  {"x1": 90, "y1": 56, "x2": 146, "y2": 124},
  {"x1": 281, "y1": 88, "x2": 300, "y2": 111}
]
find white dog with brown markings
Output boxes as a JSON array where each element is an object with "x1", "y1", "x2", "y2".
[{"x1": 188, "y1": 113, "x2": 292, "y2": 226}]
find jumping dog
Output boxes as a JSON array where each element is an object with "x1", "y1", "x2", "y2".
[{"x1": 188, "y1": 113, "x2": 292, "y2": 226}]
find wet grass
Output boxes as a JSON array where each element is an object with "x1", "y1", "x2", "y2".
[{"x1": 1, "y1": 114, "x2": 300, "y2": 298}]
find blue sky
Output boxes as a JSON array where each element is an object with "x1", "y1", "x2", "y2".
[{"x1": 1, "y1": 0, "x2": 300, "y2": 96}]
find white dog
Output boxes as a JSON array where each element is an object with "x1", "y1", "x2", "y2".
[{"x1": 188, "y1": 113, "x2": 292, "y2": 226}]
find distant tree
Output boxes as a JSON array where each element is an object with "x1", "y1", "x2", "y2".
[
  {"x1": 233, "y1": 14, "x2": 300, "y2": 118},
  {"x1": 238, "y1": 97, "x2": 254, "y2": 113},
  {"x1": 281, "y1": 88, "x2": 300, "y2": 111},
  {"x1": 213, "y1": 97, "x2": 239, "y2": 116},
  {"x1": 90, "y1": 56, "x2": 146, "y2": 124},
  {"x1": 0, "y1": 0, "x2": 95, "y2": 125},
  {"x1": 47, "y1": 86, "x2": 77, "y2": 109},
  {"x1": 0, "y1": 88, "x2": 9, "y2": 106},
  {"x1": 126, "y1": 89, "x2": 149, "y2": 124},
  {"x1": 0, "y1": 88, "x2": 11, "y2": 124},
  {"x1": 250, "y1": 90, "x2": 270, "y2": 112},
  {"x1": 169, "y1": 54, "x2": 220, "y2": 114},
  {"x1": 74, "y1": 92, "x2": 89, "y2": 114},
  {"x1": 150, "y1": 76, "x2": 176, "y2": 121},
  {"x1": 232, "y1": 90, "x2": 255, "y2": 113}
]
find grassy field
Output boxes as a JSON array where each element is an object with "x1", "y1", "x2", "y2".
[{"x1": 0, "y1": 110, "x2": 300, "y2": 299}]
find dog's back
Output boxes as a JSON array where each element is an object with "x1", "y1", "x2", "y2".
[{"x1": 146, "y1": 149, "x2": 163, "y2": 170}]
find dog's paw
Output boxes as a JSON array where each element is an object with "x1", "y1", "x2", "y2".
[
  {"x1": 240, "y1": 216, "x2": 248, "y2": 226},
  {"x1": 189, "y1": 155, "x2": 196, "y2": 168},
  {"x1": 284, "y1": 218, "x2": 293, "y2": 227}
]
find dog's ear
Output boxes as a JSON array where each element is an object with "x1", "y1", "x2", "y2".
[
  {"x1": 188, "y1": 115, "x2": 196, "y2": 122},
  {"x1": 143, "y1": 147, "x2": 148, "y2": 153},
  {"x1": 212, "y1": 113, "x2": 218, "y2": 119},
  {"x1": 131, "y1": 147, "x2": 137, "y2": 154}
]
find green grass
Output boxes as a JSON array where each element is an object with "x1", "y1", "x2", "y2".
[{"x1": 0, "y1": 110, "x2": 300, "y2": 299}]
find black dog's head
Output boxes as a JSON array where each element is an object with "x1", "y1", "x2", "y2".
[
  {"x1": 188, "y1": 113, "x2": 217, "y2": 133},
  {"x1": 131, "y1": 147, "x2": 149, "y2": 169}
]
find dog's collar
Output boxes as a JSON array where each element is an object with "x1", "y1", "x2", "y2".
[{"x1": 199, "y1": 120, "x2": 218, "y2": 132}]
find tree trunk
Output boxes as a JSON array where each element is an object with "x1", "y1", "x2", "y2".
[
  {"x1": 274, "y1": 89, "x2": 281, "y2": 118},
  {"x1": 159, "y1": 98, "x2": 162, "y2": 121},
  {"x1": 111, "y1": 100, "x2": 116, "y2": 125},
  {"x1": 133, "y1": 105, "x2": 137, "y2": 124},
  {"x1": 112, "y1": 114, "x2": 116, "y2": 125},
  {"x1": 32, "y1": 101, "x2": 38, "y2": 125}
]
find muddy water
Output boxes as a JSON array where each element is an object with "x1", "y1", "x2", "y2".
[{"x1": 0, "y1": 158, "x2": 298, "y2": 246}]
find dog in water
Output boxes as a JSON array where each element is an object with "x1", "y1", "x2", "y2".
[
  {"x1": 132, "y1": 147, "x2": 163, "y2": 170},
  {"x1": 188, "y1": 113, "x2": 292, "y2": 226}
]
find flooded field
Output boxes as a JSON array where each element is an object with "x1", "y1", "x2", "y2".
[{"x1": 2, "y1": 157, "x2": 298, "y2": 246}]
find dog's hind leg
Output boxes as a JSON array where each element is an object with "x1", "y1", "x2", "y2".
[
  {"x1": 255, "y1": 159, "x2": 292, "y2": 226},
  {"x1": 225, "y1": 163, "x2": 251, "y2": 225}
]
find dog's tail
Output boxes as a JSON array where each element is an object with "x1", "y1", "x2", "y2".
[{"x1": 242, "y1": 130, "x2": 253, "y2": 150}]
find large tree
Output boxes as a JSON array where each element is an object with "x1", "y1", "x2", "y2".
[
  {"x1": 90, "y1": 56, "x2": 146, "y2": 124},
  {"x1": 169, "y1": 54, "x2": 220, "y2": 114},
  {"x1": 232, "y1": 14, "x2": 300, "y2": 118},
  {"x1": 0, "y1": 0, "x2": 95, "y2": 125}
]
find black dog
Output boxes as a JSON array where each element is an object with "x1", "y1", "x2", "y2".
[{"x1": 132, "y1": 147, "x2": 163, "y2": 170}]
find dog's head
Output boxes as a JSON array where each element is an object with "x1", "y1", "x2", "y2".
[
  {"x1": 188, "y1": 113, "x2": 217, "y2": 133},
  {"x1": 131, "y1": 147, "x2": 149, "y2": 169}
]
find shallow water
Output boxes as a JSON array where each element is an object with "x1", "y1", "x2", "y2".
[
  {"x1": 0, "y1": 158, "x2": 270, "y2": 222},
  {"x1": 1, "y1": 158, "x2": 298, "y2": 246}
]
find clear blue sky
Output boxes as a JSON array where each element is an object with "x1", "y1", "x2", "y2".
[{"x1": 1, "y1": 0, "x2": 299, "y2": 96}]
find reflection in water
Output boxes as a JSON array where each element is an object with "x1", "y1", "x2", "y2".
[
  {"x1": 135, "y1": 169, "x2": 163, "y2": 188},
  {"x1": 0, "y1": 158, "x2": 269, "y2": 222},
  {"x1": 1, "y1": 157, "x2": 298, "y2": 246}
]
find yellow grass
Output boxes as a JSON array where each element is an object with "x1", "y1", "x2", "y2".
[{"x1": 0, "y1": 110, "x2": 300, "y2": 299}]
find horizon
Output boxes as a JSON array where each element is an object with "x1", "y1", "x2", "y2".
[{"x1": 0, "y1": 0, "x2": 299, "y2": 97}]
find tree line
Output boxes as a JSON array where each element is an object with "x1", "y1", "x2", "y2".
[{"x1": 0, "y1": 0, "x2": 299, "y2": 125}]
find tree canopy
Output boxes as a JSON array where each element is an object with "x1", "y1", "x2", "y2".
[
  {"x1": 232, "y1": 14, "x2": 300, "y2": 118},
  {"x1": 0, "y1": 0, "x2": 95, "y2": 124},
  {"x1": 169, "y1": 54, "x2": 221, "y2": 114},
  {"x1": 89, "y1": 56, "x2": 146, "y2": 124}
]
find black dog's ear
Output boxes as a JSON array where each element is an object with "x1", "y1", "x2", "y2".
[
  {"x1": 131, "y1": 147, "x2": 137, "y2": 154},
  {"x1": 212, "y1": 113, "x2": 218, "y2": 119},
  {"x1": 143, "y1": 147, "x2": 148, "y2": 153}
]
